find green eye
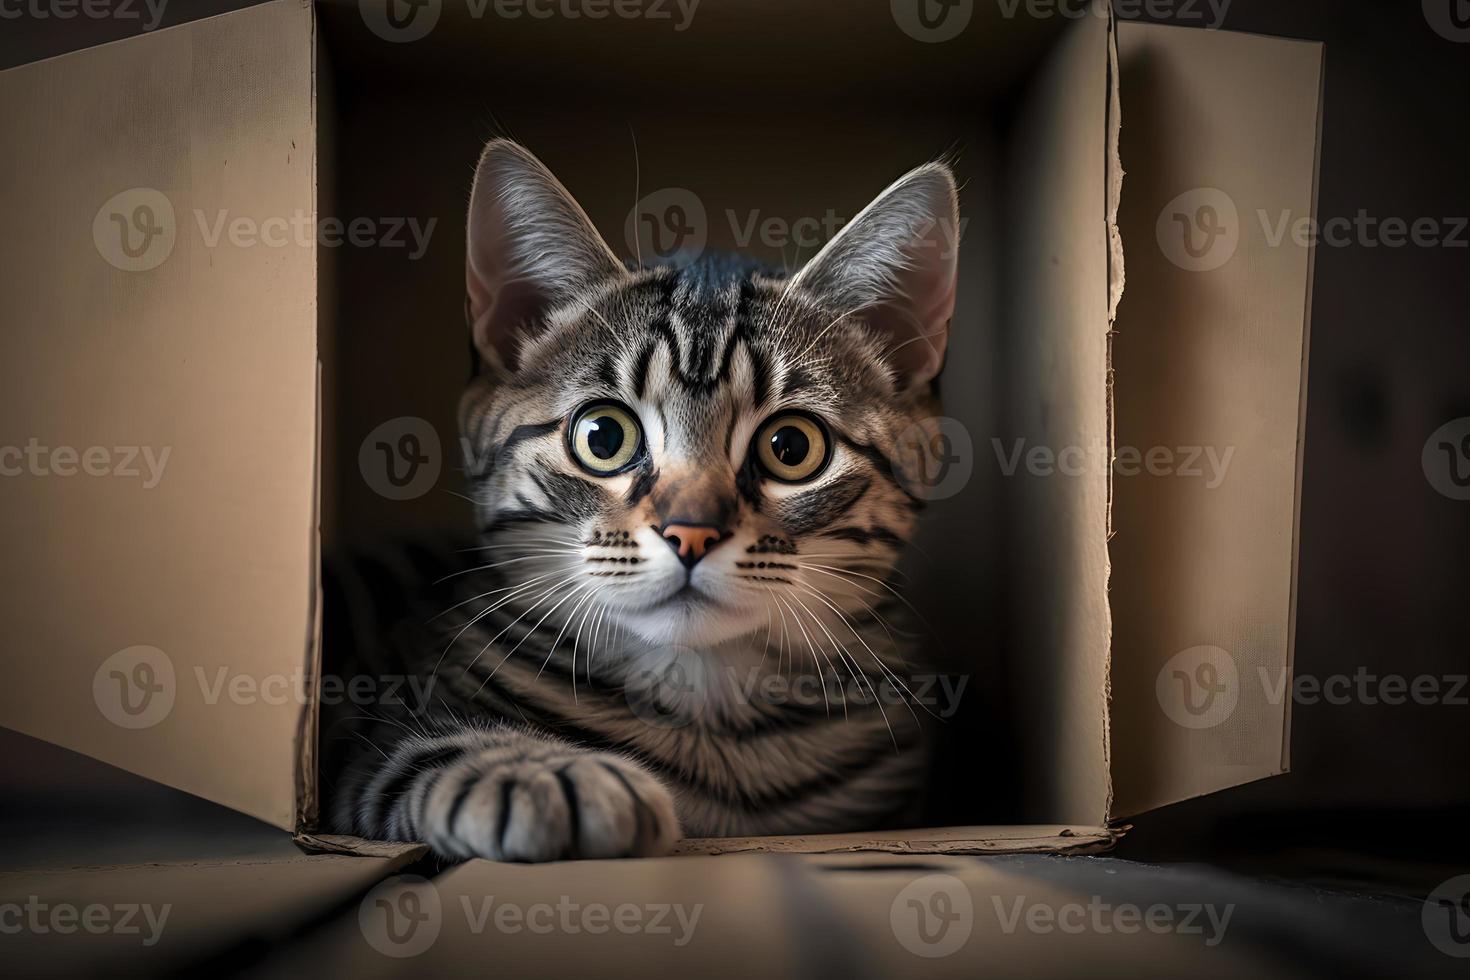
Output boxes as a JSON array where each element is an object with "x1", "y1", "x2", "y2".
[
  {"x1": 755, "y1": 412, "x2": 831, "y2": 483},
  {"x1": 569, "y1": 401, "x2": 643, "y2": 475}
]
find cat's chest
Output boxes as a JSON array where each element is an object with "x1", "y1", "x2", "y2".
[{"x1": 451, "y1": 656, "x2": 906, "y2": 773}]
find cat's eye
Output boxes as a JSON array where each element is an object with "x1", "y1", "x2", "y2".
[
  {"x1": 568, "y1": 401, "x2": 644, "y2": 476},
  {"x1": 754, "y1": 412, "x2": 831, "y2": 483}
]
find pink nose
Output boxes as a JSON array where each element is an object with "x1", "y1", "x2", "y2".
[{"x1": 660, "y1": 523, "x2": 724, "y2": 567}]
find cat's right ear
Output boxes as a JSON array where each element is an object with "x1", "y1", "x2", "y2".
[{"x1": 466, "y1": 139, "x2": 628, "y2": 373}]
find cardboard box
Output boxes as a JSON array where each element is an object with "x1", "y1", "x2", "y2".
[{"x1": 0, "y1": 1, "x2": 1321, "y2": 855}]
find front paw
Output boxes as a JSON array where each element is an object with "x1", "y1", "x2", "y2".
[{"x1": 423, "y1": 750, "x2": 680, "y2": 862}]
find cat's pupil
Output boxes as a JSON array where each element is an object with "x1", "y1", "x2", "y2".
[
  {"x1": 586, "y1": 417, "x2": 624, "y2": 461},
  {"x1": 770, "y1": 426, "x2": 809, "y2": 465}
]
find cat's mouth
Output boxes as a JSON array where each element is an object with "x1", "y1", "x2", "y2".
[
  {"x1": 667, "y1": 580, "x2": 717, "y2": 604},
  {"x1": 649, "y1": 578, "x2": 728, "y2": 612}
]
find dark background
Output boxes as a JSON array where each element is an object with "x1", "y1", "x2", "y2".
[{"x1": 1, "y1": 0, "x2": 1466, "y2": 891}]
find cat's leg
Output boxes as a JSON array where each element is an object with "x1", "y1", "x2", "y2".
[{"x1": 330, "y1": 724, "x2": 680, "y2": 862}]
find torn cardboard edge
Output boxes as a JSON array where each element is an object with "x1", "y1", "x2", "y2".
[{"x1": 1101, "y1": 10, "x2": 1124, "y2": 826}]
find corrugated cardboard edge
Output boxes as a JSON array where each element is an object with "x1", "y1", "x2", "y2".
[
  {"x1": 673, "y1": 826, "x2": 1123, "y2": 857},
  {"x1": 291, "y1": 828, "x2": 1123, "y2": 859},
  {"x1": 1100, "y1": 9, "x2": 1124, "y2": 825},
  {"x1": 293, "y1": 833, "x2": 428, "y2": 861}
]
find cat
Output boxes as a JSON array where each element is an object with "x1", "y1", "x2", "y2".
[{"x1": 321, "y1": 139, "x2": 961, "y2": 862}]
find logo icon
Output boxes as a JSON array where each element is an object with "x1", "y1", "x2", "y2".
[
  {"x1": 1156, "y1": 188, "x2": 1240, "y2": 272},
  {"x1": 890, "y1": 874, "x2": 974, "y2": 958},
  {"x1": 359, "y1": 0, "x2": 442, "y2": 43},
  {"x1": 1424, "y1": 0, "x2": 1470, "y2": 41},
  {"x1": 891, "y1": 0, "x2": 973, "y2": 43},
  {"x1": 1156, "y1": 645, "x2": 1239, "y2": 729},
  {"x1": 893, "y1": 417, "x2": 974, "y2": 501},
  {"x1": 1422, "y1": 418, "x2": 1470, "y2": 501},
  {"x1": 93, "y1": 188, "x2": 176, "y2": 272},
  {"x1": 624, "y1": 188, "x2": 708, "y2": 266},
  {"x1": 1424, "y1": 875, "x2": 1470, "y2": 957},
  {"x1": 359, "y1": 417, "x2": 442, "y2": 501},
  {"x1": 93, "y1": 646, "x2": 176, "y2": 730},
  {"x1": 624, "y1": 645, "x2": 709, "y2": 729},
  {"x1": 359, "y1": 875, "x2": 442, "y2": 958}
]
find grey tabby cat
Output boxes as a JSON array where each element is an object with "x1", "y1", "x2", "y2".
[{"x1": 322, "y1": 139, "x2": 961, "y2": 862}]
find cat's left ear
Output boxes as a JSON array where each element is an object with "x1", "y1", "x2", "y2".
[
  {"x1": 466, "y1": 139, "x2": 629, "y2": 373},
  {"x1": 790, "y1": 163, "x2": 960, "y2": 389}
]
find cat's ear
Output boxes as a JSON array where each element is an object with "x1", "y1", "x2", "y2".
[
  {"x1": 790, "y1": 163, "x2": 960, "y2": 388},
  {"x1": 466, "y1": 139, "x2": 628, "y2": 372}
]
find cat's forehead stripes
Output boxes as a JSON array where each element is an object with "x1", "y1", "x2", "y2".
[{"x1": 463, "y1": 253, "x2": 932, "y2": 544}]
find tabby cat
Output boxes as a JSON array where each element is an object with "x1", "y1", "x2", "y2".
[{"x1": 322, "y1": 139, "x2": 961, "y2": 862}]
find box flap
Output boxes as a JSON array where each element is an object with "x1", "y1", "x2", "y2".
[
  {"x1": 1107, "y1": 23, "x2": 1323, "y2": 817},
  {"x1": 1002, "y1": 13, "x2": 1116, "y2": 827},
  {"x1": 259, "y1": 852, "x2": 1248, "y2": 977},
  {"x1": 0, "y1": 0, "x2": 317, "y2": 831},
  {"x1": 1, "y1": 849, "x2": 416, "y2": 976}
]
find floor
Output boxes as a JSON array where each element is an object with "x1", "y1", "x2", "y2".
[{"x1": 2, "y1": 733, "x2": 1465, "y2": 979}]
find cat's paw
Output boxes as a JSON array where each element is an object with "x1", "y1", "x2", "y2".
[{"x1": 423, "y1": 749, "x2": 680, "y2": 862}]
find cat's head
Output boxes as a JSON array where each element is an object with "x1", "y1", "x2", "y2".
[{"x1": 459, "y1": 140, "x2": 959, "y2": 651}]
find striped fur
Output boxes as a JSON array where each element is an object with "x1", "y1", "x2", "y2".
[{"x1": 322, "y1": 141, "x2": 961, "y2": 861}]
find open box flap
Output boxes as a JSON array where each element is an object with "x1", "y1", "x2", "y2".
[
  {"x1": 1003, "y1": 12, "x2": 1116, "y2": 827},
  {"x1": 0, "y1": 0, "x2": 317, "y2": 831},
  {"x1": 1107, "y1": 23, "x2": 1323, "y2": 818}
]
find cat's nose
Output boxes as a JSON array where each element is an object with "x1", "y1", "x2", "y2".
[{"x1": 659, "y1": 523, "x2": 725, "y2": 568}]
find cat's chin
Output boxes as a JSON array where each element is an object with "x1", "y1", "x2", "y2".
[{"x1": 614, "y1": 591, "x2": 765, "y2": 652}]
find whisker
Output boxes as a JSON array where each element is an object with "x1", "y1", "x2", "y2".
[
  {"x1": 539, "y1": 585, "x2": 601, "y2": 702},
  {"x1": 787, "y1": 592, "x2": 856, "y2": 721},
  {"x1": 796, "y1": 562, "x2": 884, "y2": 599},
  {"x1": 458, "y1": 539, "x2": 582, "y2": 553},
  {"x1": 460, "y1": 573, "x2": 583, "y2": 679},
  {"x1": 776, "y1": 595, "x2": 836, "y2": 717},
  {"x1": 798, "y1": 561, "x2": 934, "y2": 630},
  {"x1": 427, "y1": 566, "x2": 571, "y2": 623},
  {"x1": 796, "y1": 582, "x2": 928, "y2": 732},
  {"x1": 571, "y1": 592, "x2": 604, "y2": 691},
  {"x1": 433, "y1": 551, "x2": 583, "y2": 584},
  {"x1": 430, "y1": 568, "x2": 574, "y2": 676}
]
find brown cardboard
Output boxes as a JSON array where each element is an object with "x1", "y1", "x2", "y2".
[
  {"x1": 0, "y1": 0, "x2": 318, "y2": 831},
  {"x1": 254, "y1": 852, "x2": 1265, "y2": 979},
  {"x1": 0, "y1": 847, "x2": 421, "y2": 977},
  {"x1": 1107, "y1": 22, "x2": 1323, "y2": 818},
  {"x1": 0, "y1": 2, "x2": 1322, "y2": 855},
  {"x1": 1002, "y1": 8, "x2": 1116, "y2": 829}
]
